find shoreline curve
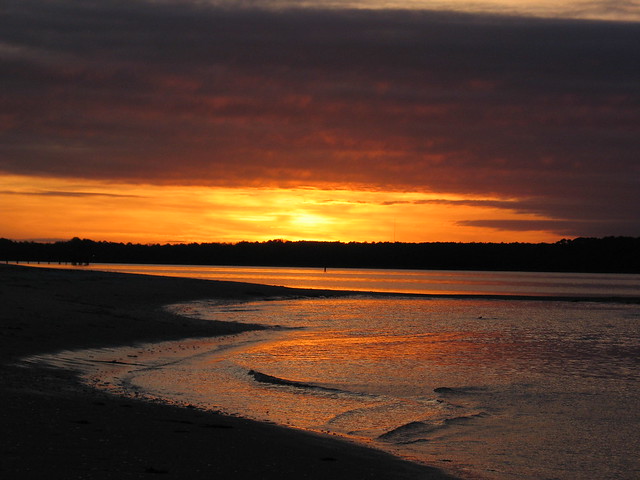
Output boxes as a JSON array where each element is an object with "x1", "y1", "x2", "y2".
[{"x1": 0, "y1": 264, "x2": 460, "y2": 480}]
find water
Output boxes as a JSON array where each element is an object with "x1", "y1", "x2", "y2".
[
  {"x1": 22, "y1": 267, "x2": 640, "y2": 479},
  {"x1": 163, "y1": 297, "x2": 640, "y2": 480},
  {"x1": 25, "y1": 262, "x2": 640, "y2": 297}
]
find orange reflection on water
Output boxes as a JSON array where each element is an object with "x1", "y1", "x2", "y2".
[{"x1": 245, "y1": 329, "x2": 509, "y2": 366}]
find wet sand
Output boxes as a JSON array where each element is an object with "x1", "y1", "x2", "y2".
[{"x1": 0, "y1": 264, "x2": 458, "y2": 479}]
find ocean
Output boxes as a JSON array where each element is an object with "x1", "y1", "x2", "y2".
[{"x1": 25, "y1": 265, "x2": 640, "y2": 479}]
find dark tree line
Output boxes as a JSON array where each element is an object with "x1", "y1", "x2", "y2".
[{"x1": 1, "y1": 237, "x2": 639, "y2": 273}]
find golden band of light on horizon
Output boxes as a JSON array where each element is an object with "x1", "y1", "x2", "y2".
[{"x1": 0, "y1": 174, "x2": 559, "y2": 244}]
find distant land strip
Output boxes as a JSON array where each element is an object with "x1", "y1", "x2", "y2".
[{"x1": 1, "y1": 237, "x2": 639, "y2": 274}]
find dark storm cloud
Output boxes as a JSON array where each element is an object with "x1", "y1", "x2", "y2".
[
  {"x1": 456, "y1": 219, "x2": 639, "y2": 237},
  {"x1": 0, "y1": 190, "x2": 141, "y2": 198},
  {"x1": 457, "y1": 219, "x2": 583, "y2": 234},
  {"x1": 1, "y1": 0, "x2": 639, "y2": 236}
]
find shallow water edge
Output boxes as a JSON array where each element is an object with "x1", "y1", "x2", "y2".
[{"x1": 18, "y1": 289, "x2": 640, "y2": 480}]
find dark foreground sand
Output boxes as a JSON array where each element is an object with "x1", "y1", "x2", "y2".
[{"x1": 0, "y1": 264, "x2": 458, "y2": 480}]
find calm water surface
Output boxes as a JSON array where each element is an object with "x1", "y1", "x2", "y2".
[
  {"x1": 24, "y1": 267, "x2": 640, "y2": 479},
  {"x1": 27, "y1": 262, "x2": 640, "y2": 297}
]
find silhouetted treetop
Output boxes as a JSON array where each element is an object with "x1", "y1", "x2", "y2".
[{"x1": 1, "y1": 237, "x2": 639, "y2": 273}]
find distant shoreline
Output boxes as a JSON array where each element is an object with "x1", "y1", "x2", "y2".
[{"x1": 2, "y1": 236, "x2": 640, "y2": 273}]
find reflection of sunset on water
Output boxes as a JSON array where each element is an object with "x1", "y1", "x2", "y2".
[
  {"x1": 38, "y1": 293, "x2": 638, "y2": 480},
  {"x1": 247, "y1": 330, "x2": 508, "y2": 365},
  {"x1": 28, "y1": 263, "x2": 640, "y2": 297},
  {"x1": 26, "y1": 282, "x2": 640, "y2": 480}
]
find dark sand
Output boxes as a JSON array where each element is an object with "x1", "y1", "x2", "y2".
[{"x1": 0, "y1": 264, "x2": 458, "y2": 479}]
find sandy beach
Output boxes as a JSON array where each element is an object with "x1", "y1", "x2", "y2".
[{"x1": 0, "y1": 264, "x2": 457, "y2": 479}]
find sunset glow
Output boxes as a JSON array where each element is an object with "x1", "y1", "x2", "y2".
[
  {"x1": 0, "y1": 175, "x2": 560, "y2": 243},
  {"x1": 1, "y1": 1, "x2": 638, "y2": 244}
]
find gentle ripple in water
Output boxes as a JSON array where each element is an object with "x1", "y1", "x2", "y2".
[{"x1": 25, "y1": 294, "x2": 640, "y2": 480}]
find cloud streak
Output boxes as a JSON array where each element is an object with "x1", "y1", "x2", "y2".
[
  {"x1": 1, "y1": 0, "x2": 639, "y2": 237},
  {"x1": 0, "y1": 190, "x2": 142, "y2": 198}
]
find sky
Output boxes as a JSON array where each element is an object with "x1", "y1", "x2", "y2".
[{"x1": 1, "y1": 0, "x2": 639, "y2": 244}]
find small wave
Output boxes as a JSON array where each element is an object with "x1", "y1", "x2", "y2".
[
  {"x1": 433, "y1": 386, "x2": 486, "y2": 395},
  {"x1": 247, "y1": 369, "x2": 355, "y2": 396},
  {"x1": 378, "y1": 420, "x2": 441, "y2": 442},
  {"x1": 445, "y1": 412, "x2": 488, "y2": 424},
  {"x1": 378, "y1": 412, "x2": 488, "y2": 443}
]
